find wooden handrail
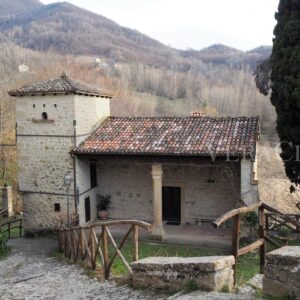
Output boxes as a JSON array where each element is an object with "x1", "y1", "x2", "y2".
[
  {"x1": 58, "y1": 219, "x2": 152, "y2": 279},
  {"x1": 213, "y1": 202, "x2": 262, "y2": 228},
  {"x1": 262, "y1": 203, "x2": 300, "y2": 228},
  {"x1": 212, "y1": 201, "x2": 300, "y2": 284},
  {"x1": 61, "y1": 219, "x2": 152, "y2": 232},
  {"x1": 238, "y1": 238, "x2": 264, "y2": 257}
]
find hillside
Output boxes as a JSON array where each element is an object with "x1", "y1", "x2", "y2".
[
  {"x1": 0, "y1": 1, "x2": 271, "y2": 69},
  {"x1": 0, "y1": 1, "x2": 175, "y2": 66},
  {"x1": 0, "y1": 0, "x2": 42, "y2": 16}
]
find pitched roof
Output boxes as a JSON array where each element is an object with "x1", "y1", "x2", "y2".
[
  {"x1": 74, "y1": 116, "x2": 259, "y2": 158},
  {"x1": 8, "y1": 72, "x2": 112, "y2": 98}
]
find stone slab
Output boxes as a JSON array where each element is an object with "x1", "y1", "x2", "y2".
[
  {"x1": 265, "y1": 246, "x2": 300, "y2": 266},
  {"x1": 131, "y1": 256, "x2": 235, "y2": 292},
  {"x1": 263, "y1": 246, "x2": 300, "y2": 298},
  {"x1": 131, "y1": 256, "x2": 235, "y2": 272}
]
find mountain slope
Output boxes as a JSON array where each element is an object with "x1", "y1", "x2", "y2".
[
  {"x1": 0, "y1": 1, "x2": 175, "y2": 66},
  {"x1": 0, "y1": 1, "x2": 271, "y2": 68},
  {"x1": 0, "y1": 0, "x2": 43, "y2": 16}
]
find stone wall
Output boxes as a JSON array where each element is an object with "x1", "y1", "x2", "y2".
[
  {"x1": 263, "y1": 246, "x2": 300, "y2": 299},
  {"x1": 74, "y1": 95, "x2": 110, "y2": 145},
  {"x1": 131, "y1": 256, "x2": 235, "y2": 292},
  {"x1": 16, "y1": 94, "x2": 110, "y2": 232},
  {"x1": 240, "y1": 159, "x2": 259, "y2": 205},
  {"x1": 94, "y1": 158, "x2": 240, "y2": 224}
]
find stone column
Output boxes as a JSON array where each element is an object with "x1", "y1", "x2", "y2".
[{"x1": 151, "y1": 164, "x2": 165, "y2": 240}]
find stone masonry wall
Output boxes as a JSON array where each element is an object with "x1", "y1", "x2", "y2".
[
  {"x1": 16, "y1": 94, "x2": 111, "y2": 231},
  {"x1": 74, "y1": 95, "x2": 110, "y2": 145},
  {"x1": 96, "y1": 158, "x2": 240, "y2": 224},
  {"x1": 131, "y1": 256, "x2": 235, "y2": 292},
  {"x1": 241, "y1": 159, "x2": 259, "y2": 205},
  {"x1": 263, "y1": 246, "x2": 300, "y2": 299}
]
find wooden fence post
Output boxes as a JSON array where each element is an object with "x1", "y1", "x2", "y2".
[
  {"x1": 102, "y1": 225, "x2": 109, "y2": 279},
  {"x1": 90, "y1": 227, "x2": 96, "y2": 269},
  {"x1": 80, "y1": 228, "x2": 85, "y2": 260},
  {"x1": 19, "y1": 220, "x2": 22, "y2": 237},
  {"x1": 132, "y1": 224, "x2": 139, "y2": 261},
  {"x1": 232, "y1": 214, "x2": 240, "y2": 285},
  {"x1": 259, "y1": 206, "x2": 266, "y2": 273}
]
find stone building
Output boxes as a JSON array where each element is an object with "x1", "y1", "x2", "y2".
[{"x1": 9, "y1": 74, "x2": 259, "y2": 238}]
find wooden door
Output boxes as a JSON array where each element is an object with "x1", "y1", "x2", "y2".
[{"x1": 162, "y1": 186, "x2": 181, "y2": 224}]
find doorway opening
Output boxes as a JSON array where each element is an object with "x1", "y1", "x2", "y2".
[{"x1": 162, "y1": 186, "x2": 181, "y2": 225}]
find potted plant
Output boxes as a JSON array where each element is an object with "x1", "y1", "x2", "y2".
[{"x1": 96, "y1": 194, "x2": 111, "y2": 220}]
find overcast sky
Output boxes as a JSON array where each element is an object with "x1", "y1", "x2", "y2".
[{"x1": 41, "y1": 0, "x2": 279, "y2": 51}]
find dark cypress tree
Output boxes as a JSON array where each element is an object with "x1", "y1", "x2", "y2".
[{"x1": 270, "y1": 0, "x2": 300, "y2": 191}]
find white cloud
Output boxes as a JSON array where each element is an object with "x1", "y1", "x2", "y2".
[{"x1": 40, "y1": 0, "x2": 278, "y2": 50}]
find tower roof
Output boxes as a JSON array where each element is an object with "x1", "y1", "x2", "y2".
[{"x1": 8, "y1": 72, "x2": 112, "y2": 98}]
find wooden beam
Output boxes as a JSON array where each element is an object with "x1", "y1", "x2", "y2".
[
  {"x1": 259, "y1": 206, "x2": 266, "y2": 273},
  {"x1": 65, "y1": 219, "x2": 152, "y2": 232},
  {"x1": 102, "y1": 225, "x2": 109, "y2": 279},
  {"x1": 238, "y1": 238, "x2": 264, "y2": 257},
  {"x1": 132, "y1": 225, "x2": 139, "y2": 262},
  {"x1": 232, "y1": 215, "x2": 240, "y2": 285},
  {"x1": 265, "y1": 235, "x2": 281, "y2": 248},
  {"x1": 105, "y1": 227, "x2": 133, "y2": 275},
  {"x1": 107, "y1": 226, "x2": 133, "y2": 272},
  {"x1": 263, "y1": 203, "x2": 300, "y2": 228},
  {"x1": 213, "y1": 202, "x2": 262, "y2": 228}
]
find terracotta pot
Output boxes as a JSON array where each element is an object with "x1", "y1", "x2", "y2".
[{"x1": 98, "y1": 210, "x2": 108, "y2": 220}]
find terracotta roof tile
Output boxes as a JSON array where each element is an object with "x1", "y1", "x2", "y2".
[
  {"x1": 74, "y1": 116, "x2": 259, "y2": 158},
  {"x1": 8, "y1": 72, "x2": 112, "y2": 98}
]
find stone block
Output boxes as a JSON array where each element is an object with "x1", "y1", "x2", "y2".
[
  {"x1": 263, "y1": 277, "x2": 290, "y2": 298},
  {"x1": 263, "y1": 246, "x2": 300, "y2": 298},
  {"x1": 131, "y1": 256, "x2": 234, "y2": 292}
]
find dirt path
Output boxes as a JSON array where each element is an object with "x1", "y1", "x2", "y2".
[{"x1": 0, "y1": 238, "x2": 157, "y2": 300}]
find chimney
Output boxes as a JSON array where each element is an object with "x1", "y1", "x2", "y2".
[{"x1": 190, "y1": 111, "x2": 205, "y2": 117}]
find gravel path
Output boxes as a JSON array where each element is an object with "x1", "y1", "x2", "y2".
[
  {"x1": 0, "y1": 238, "x2": 261, "y2": 300},
  {"x1": 0, "y1": 238, "x2": 158, "y2": 300}
]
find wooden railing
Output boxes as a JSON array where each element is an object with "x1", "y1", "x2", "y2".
[
  {"x1": 266, "y1": 212, "x2": 300, "y2": 233},
  {"x1": 0, "y1": 218, "x2": 23, "y2": 251},
  {"x1": 213, "y1": 202, "x2": 300, "y2": 284},
  {"x1": 58, "y1": 220, "x2": 152, "y2": 279}
]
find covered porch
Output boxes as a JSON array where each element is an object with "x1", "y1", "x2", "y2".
[
  {"x1": 75, "y1": 154, "x2": 258, "y2": 244},
  {"x1": 107, "y1": 222, "x2": 232, "y2": 249}
]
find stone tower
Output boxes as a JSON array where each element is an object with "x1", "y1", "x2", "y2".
[{"x1": 8, "y1": 73, "x2": 112, "y2": 234}]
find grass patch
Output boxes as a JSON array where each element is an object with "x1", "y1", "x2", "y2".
[{"x1": 0, "y1": 245, "x2": 10, "y2": 260}]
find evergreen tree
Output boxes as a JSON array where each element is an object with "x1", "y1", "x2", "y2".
[{"x1": 270, "y1": 0, "x2": 300, "y2": 191}]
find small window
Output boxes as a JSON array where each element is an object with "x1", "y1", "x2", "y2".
[
  {"x1": 54, "y1": 104, "x2": 57, "y2": 108},
  {"x1": 90, "y1": 161, "x2": 97, "y2": 188},
  {"x1": 33, "y1": 104, "x2": 35, "y2": 108},
  {"x1": 54, "y1": 203, "x2": 60, "y2": 212},
  {"x1": 42, "y1": 112, "x2": 48, "y2": 120},
  {"x1": 43, "y1": 104, "x2": 46, "y2": 108}
]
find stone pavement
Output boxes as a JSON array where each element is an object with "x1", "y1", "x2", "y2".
[
  {"x1": 0, "y1": 238, "x2": 159, "y2": 300},
  {"x1": 0, "y1": 238, "x2": 261, "y2": 300}
]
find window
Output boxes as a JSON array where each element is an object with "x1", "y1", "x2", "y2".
[
  {"x1": 33, "y1": 104, "x2": 35, "y2": 108},
  {"x1": 42, "y1": 112, "x2": 48, "y2": 120},
  {"x1": 54, "y1": 104, "x2": 57, "y2": 108},
  {"x1": 43, "y1": 104, "x2": 46, "y2": 108},
  {"x1": 90, "y1": 161, "x2": 97, "y2": 188},
  {"x1": 54, "y1": 203, "x2": 60, "y2": 212}
]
